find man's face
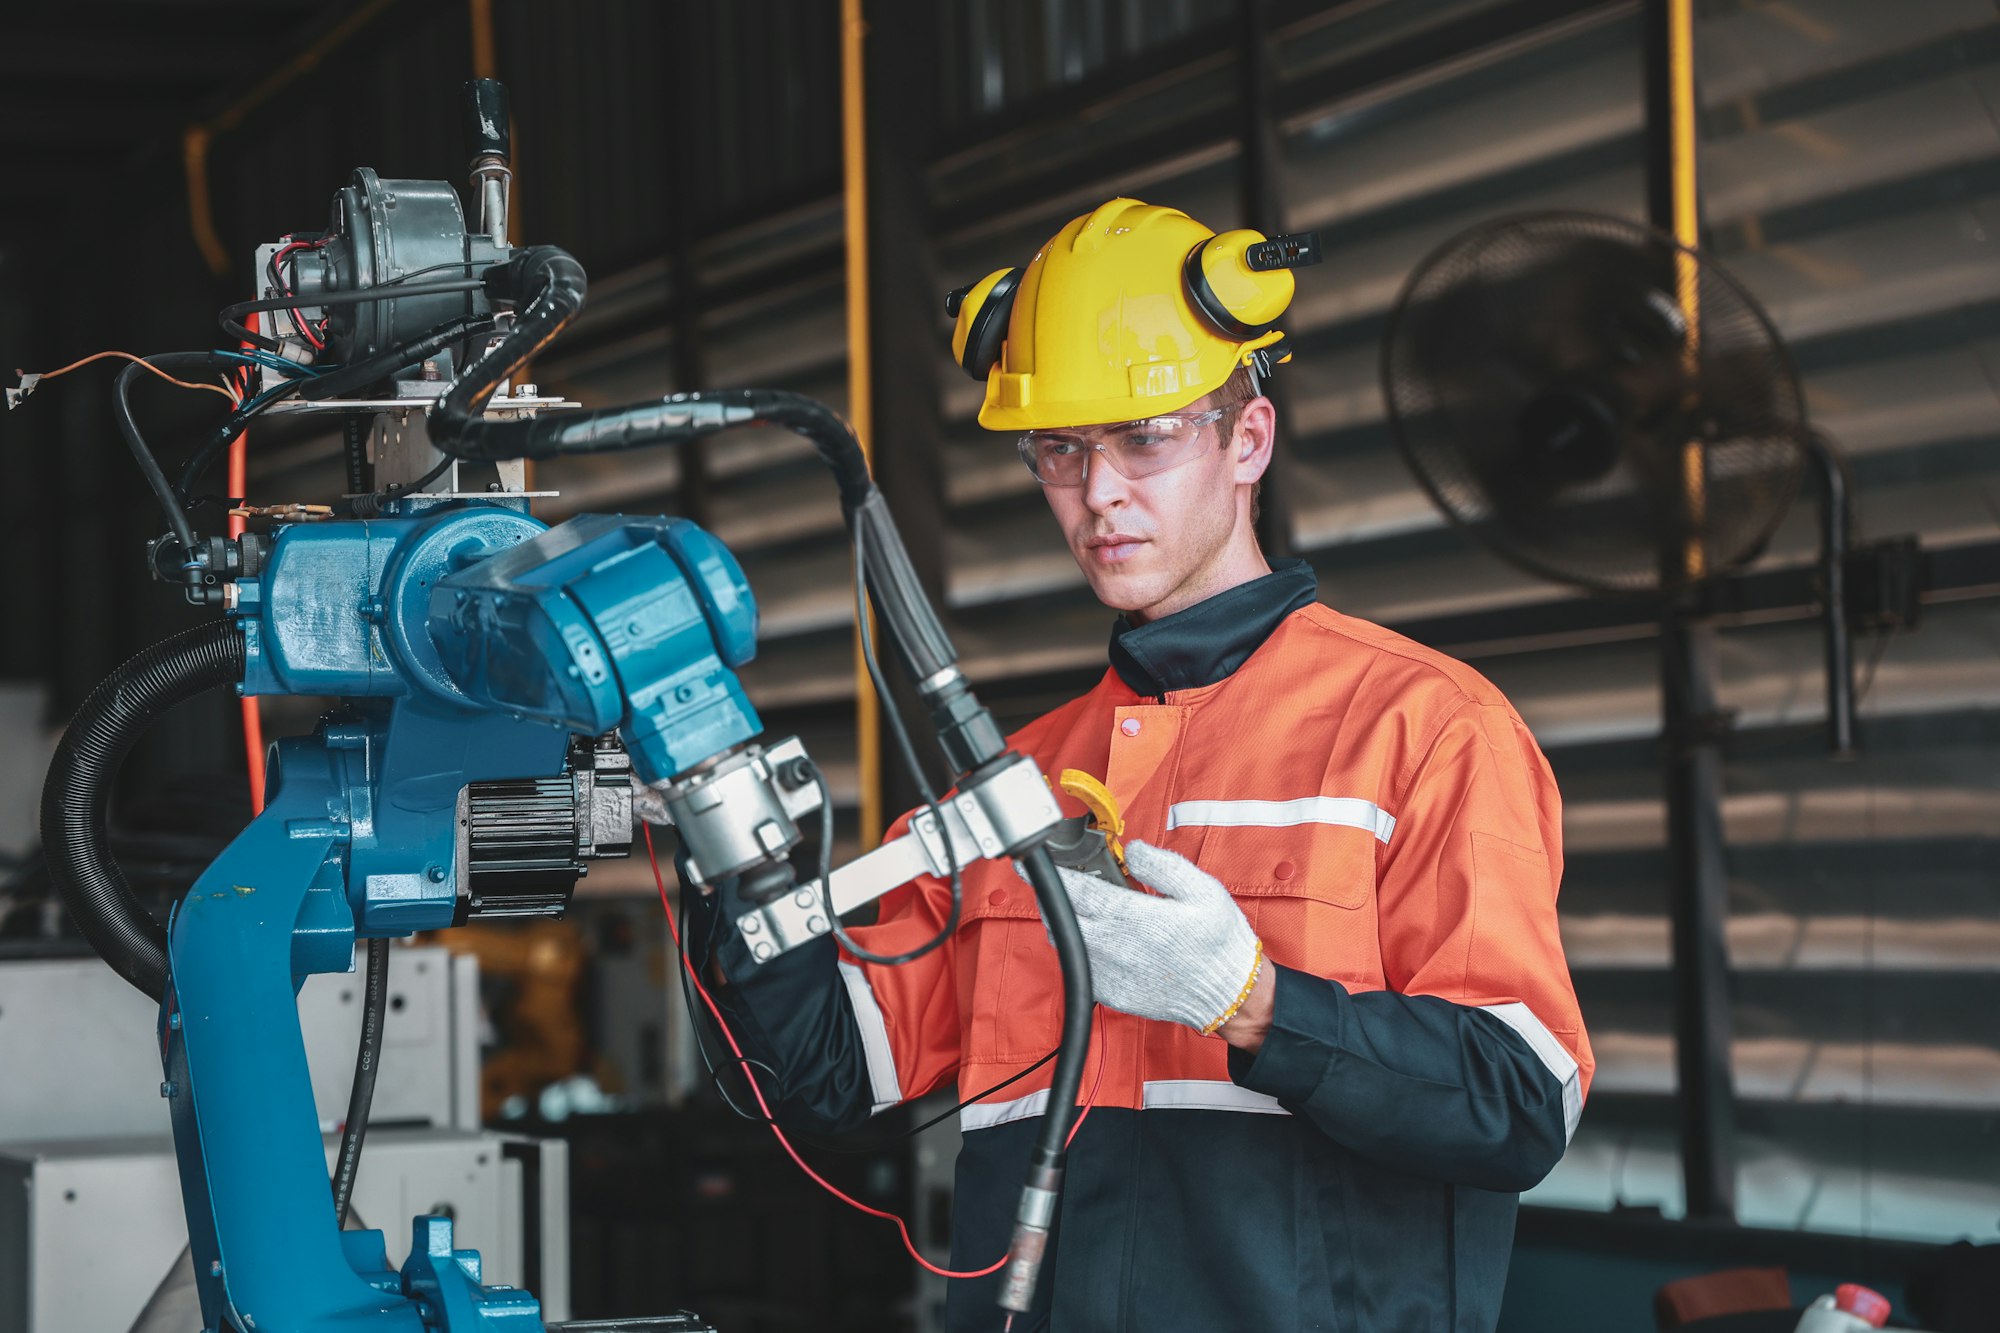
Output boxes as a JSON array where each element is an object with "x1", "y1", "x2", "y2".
[{"x1": 1038, "y1": 393, "x2": 1273, "y2": 623}]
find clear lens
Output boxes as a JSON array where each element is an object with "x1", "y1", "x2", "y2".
[{"x1": 1017, "y1": 408, "x2": 1230, "y2": 486}]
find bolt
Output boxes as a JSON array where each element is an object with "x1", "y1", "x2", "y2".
[
  {"x1": 517, "y1": 383, "x2": 539, "y2": 399},
  {"x1": 427, "y1": 864, "x2": 448, "y2": 883},
  {"x1": 419, "y1": 358, "x2": 441, "y2": 381},
  {"x1": 210, "y1": 1260, "x2": 223, "y2": 1277},
  {"x1": 160, "y1": 1081, "x2": 177, "y2": 1098},
  {"x1": 674, "y1": 683, "x2": 696, "y2": 704},
  {"x1": 168, "y1": 1012, "x2": 182, "y2": 1030}
]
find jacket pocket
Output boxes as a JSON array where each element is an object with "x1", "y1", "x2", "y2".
[
  {"x1": 955, "y1": 873, "x2": 1064, "y2": 1063},
  {"x1": 1182, "y1": 819, "x2": 1381, "y2": 981}
]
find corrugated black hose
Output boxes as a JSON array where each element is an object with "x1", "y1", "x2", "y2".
[{"x1": 40, "y1": 620, "x2": 247, "y2": 1002}]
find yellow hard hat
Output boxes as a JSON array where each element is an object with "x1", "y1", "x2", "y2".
[{"x1": 944, "y1": 198, "x2": 1321, "y2": 432}]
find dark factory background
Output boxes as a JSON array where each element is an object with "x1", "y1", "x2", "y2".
[{"x1": 0, "y1": 2, "x2": 1996, "y2": 1330}]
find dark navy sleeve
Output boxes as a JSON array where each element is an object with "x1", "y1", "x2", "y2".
[
  {"x1": 682, "y1": 876, "x2": 878, "y2": 1134},
  {"x1": 1225, "y1": 963, "x2": 1575, "y2": 1192}
]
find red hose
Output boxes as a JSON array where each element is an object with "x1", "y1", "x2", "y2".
[{"x1": 229, "y1": 314, "x2": 264, "y2": 814}]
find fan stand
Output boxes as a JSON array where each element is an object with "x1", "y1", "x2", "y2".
[
  {"x1": 1804, "y1": 435, "x2": 1857, "y2": 760},
  {"x1": 1659, "y1": 432, "x2": 1860, "y2": 1221},
  {"x1": 1659, "y1": 585, "x2": 1741, "y2": 1220}
]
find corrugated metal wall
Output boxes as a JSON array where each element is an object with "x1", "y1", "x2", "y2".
[{"x1": 196, "y1": 0, "x2": 2000, "y2": 1247}]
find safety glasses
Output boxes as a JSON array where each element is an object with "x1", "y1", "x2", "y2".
[{"x1": 1017, "y1": 407, "x2": 1234, "y2": 487}]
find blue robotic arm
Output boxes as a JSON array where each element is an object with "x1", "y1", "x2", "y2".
[
  {"x1": 163, "y1": 502, "x2": 791, "y2": 1332},
  {"x1": 166, "y1": 496, "x2": 1041, "y2": 1331},
  {"x1": 39, "y1": 79, "x2": 1089, "y2": 1332}
]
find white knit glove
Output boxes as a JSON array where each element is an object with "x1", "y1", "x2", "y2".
[{"x1": 1038, "y1": 840, "x2": 1262, "y2": 1033}]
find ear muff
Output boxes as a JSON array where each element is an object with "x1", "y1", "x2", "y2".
[
  {"x1": 1182, "y1": 228, "x2": 1322, "y2": 340},
  {"x1": 946, "y1": 266, "x2": 1022, "y2": 379}
]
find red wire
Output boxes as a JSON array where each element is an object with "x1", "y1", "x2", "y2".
[
  {"x1": 646, "y1": 825, "x2": 1100, "y2": 1281},
  {"x1": 270, "y1": 238, "x2": 324, "y2": 350}
]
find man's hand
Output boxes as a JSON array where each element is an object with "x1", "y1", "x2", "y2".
[{"x1": 1037, "y1": 841, "x2": 1265, "y2": 1038}]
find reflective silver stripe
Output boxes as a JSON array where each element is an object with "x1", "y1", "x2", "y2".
[
  {"x1": 959, "y1": 1080, "x2": 1293, "y2": 1133},
  {"x1": 961, "y1": 1087, "x2": 1048, "y2": 1132},
  {"x1": 1167, "y1": 796, "x2": 1397, "y2": 844},
  {"x1": 836, "y1": 961, "x2": 903, "y2": 1115},
  {"x1": 1477, "y1": 1002, "x2": 1582, "y2": 1144},
  {"x1": 1140, "y1": 1079, "x2": 1289, "y2": 1116}
]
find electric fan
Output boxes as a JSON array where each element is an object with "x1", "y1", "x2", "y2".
[
  {"x1": 1383, "y1": 209, "x2": 1807, "y2": 594},
  {"x1": 1381, "y1": 209, "x2": 1861, "y2": 752}
]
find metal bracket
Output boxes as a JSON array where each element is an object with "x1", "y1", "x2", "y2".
[{"x1": 738, "y1": 752, "x2": 1061, "y2": 962}]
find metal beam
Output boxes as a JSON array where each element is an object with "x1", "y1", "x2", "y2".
[
  {"x1": 1644, "y1": 0, "x2": 1739, "y2": 1224},
  {"x1": 861, "y1": 0, "x2": 951, "y2": 828},
  {"x1": 666, "y1": 1, "x2": 710, "y2": 531},
  {"x1": 1275, "y1": 0, "x2": 1622, "y2": 127},
  {"x1": 1238, "y1": 0, "x2": 1295, "y2": 562}
]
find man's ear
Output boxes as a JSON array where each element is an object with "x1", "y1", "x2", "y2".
[{"x1": 1231, "y1": 395, "x2": 1277, "y2": 486}]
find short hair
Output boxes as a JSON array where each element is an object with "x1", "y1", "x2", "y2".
[
  {"x1": 1212, "y1": 365, "x2": 1259, "y2": 410},
  {"x1": 1209, "y1": 366, "x2": 1263, "y2": 523}
]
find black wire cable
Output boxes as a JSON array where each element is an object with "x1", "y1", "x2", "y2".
[
  {"x1": 396, "y1": 453, "x2": 455, "y2": 496},
  {"x1": 301, "y1": 314, "x2": 496, "y2": 403},
  {"x1": 675, "y1": 889, "x2": 779, "y2": 1126},
  {"x1": 819, "y1": 518, "x2": 963, "y2": 968},
  {"x1": 331, "y1": 937, "x2": 390, "y2": 1227},
  {"x1": 113, "y1": 354, "x2": 221, "y2": 578},
  {"x1": 175, "y1": 377, "x2": 308, "y2": 502},
  {"x1": 349, "y1": 451, "x2": 459, "y2": 517},
  {"x1": 221, "y1": 278, "x2": 487, "y2": 350},
  {"x1": 670, "y1": 852, "x2": 1054, "y2": 1142}
]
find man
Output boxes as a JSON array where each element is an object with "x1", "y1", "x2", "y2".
[{"x1": 688, "y1": 198, "x2": 1591, "y2": 1332}]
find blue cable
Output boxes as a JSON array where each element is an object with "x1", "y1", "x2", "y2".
[{"x1": 214, "y1": 348, "x2": 331, "y2": 378}]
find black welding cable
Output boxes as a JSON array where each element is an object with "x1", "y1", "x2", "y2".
[
  {"x1": 40, "y1": 621, "x2": 248, "y2": 1002},
  {"x1": 331, "y1": 936, "x2": 390, "y2": 1227},
  {"x1": 1001, "y1": 843, "x2": 1093, "y2": 1309},
  {"x1": 812, "y1": 525, "x2": 963, "y2": 968},
  {"x1": 425, "y1": 247, "x2": 588, "y2": 459}
]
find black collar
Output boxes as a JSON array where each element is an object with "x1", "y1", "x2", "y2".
[{"x1": 1108, "y1": 559, "x2": 1317, "y2": 696}]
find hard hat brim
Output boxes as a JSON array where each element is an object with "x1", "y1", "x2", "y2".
[{"x1": 976, "y1": 332, "x2": 1284, "y2": 433}]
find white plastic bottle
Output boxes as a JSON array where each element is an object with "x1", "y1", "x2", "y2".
[{"x1": 1794, "y1": 1284, "x2": 1892, "y2": 1333}]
